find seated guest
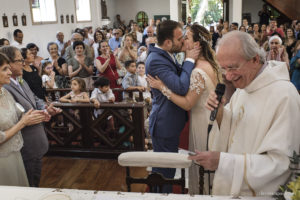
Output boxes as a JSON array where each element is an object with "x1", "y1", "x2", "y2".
[
  {"x1": 65, "y1": 33, "x2": 93, "y2": 62},
  {"x1": 190, "y1": 31, "x2": 300, "y2": 197},
  {"x1": 0, "y1": 52, "x2": 46, "y2": 187},
  {"x1": 118, "y1": 33, "x2": 137, "y2": 64},
  {"x1": 59, "y1": 77, "x2": 90, "y2": 103},
  {"x1": 141, "y1": 26, "x2": 155, "y2": 46},
  {"x1": 284, "y1": 28, "x2": 297, "y2": 60},
  {"x1": 95, "y1": 40, "x2": 122, "y2": 100},
  {"x1": 90, "y1": 76, "x2": 115, "y2": 117},
  {"x1": 290, "y1": 41, "x2": 300, "y2": 90},
  {"x1": 137, "y1": 46, "x2": 147, "y2": 63},
  {"x1": 266, "y1": 35, "x2": 289, "y2": 69},
  {"x1": 83, "y1": 27, "x2": 94, "y2": 46},
  {"x1": 266, "y1": 19, "x2": 285, "y2": 38},
  {"x1": 109, "y1": 29, "x2": 122, "y2": 51},
  {"x1": 0, "y1": 38, "x2": 10, "y2": 47},
  {"x1": 21, "y1": 48, "x2": 46, "y2": 101},
  {"x1": 230, "y1": 22, "x2": 238, "y2": 31},
  {"x1": 55, "y1": 31, "x2": 70, "y2": 58},
  {"x1": 11, "y1": 29, "x2": 25, "y2": 49},
  {"x1": 26, "y1": 43, "x2": 44, "y2": 72},
  {"x1": 131, "y1": 22, "x2": 143, "y2": 44},
  {"x1": 122, "y1": 60, "x2": 144, "y2": 101},
  {"x1": 136, "y1": 62, "x2": 151, "y2": 103},
  {"x1": 59, "y1": 77, "x2": 90, "y2": 121},
  {"x1": 41, "y1": 61, "x2": 57, "y2": 89},
  {"x1": 93, "y1": 30, "x2": 105, "y2": 59},
  {"x1": 68, "y1": 41, "x2": 94, "y2": 89},
  {"x1": 44, "y1": 42, "x2": 69, "y2": 88},
  {"x1": 0, "y1": 46, "x2": 61, "y2": 187}
]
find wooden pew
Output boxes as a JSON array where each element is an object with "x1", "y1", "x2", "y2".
[{"x1": 44, "y1": 102, "x2": 145, "y2": 159}]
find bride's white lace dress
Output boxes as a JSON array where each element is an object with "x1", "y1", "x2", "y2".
[
  {"x1": 0, "y1": 88, "x2": 28, "y2": 186},
  {"x1": 188, "y1": 68, "x2": 215, "y2": 194}
]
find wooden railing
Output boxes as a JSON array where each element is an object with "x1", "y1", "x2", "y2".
[
  {"x1": 44, "y1": 102, "x2": 145, "y2": 159},
  {"x1": 46, "y1": 88, "x2": 144, "y2": 102}
]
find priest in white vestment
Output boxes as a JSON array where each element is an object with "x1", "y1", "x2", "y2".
[{"x1": 189, "y1": 31, "x2": 300, "y2": 197}]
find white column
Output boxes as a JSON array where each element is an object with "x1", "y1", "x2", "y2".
[
  {"x1": 170, "y1": 0, "x2": 181, "y2": 21},
  {"x1": 229, "y1": 0, "x2": 242, "y2": 25}
]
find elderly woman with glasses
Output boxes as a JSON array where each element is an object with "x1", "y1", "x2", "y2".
[
  {"x1": 44, "y1": 42, "x2": 69, "y2": 88},
  {"x1": 0, "y1": 51, "x2": 47, "y2": 186},
  {"x1": 266, "y1": 35, "x2": 289, "y2": 69},
  {"x1": 26, "y1": 43, "x2": 44, "y2": 72}
]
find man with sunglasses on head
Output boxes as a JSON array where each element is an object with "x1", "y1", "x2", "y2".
[
  {"x1": 189, "y1": 31, "x2": 300, "y2": 197},
  {"x1": 108, "y1": 29, "x2": 122, "y2": 51}
]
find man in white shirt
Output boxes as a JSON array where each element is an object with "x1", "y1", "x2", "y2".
[
  {"x1": 55, "y1": 31, "x2": 70, "y2": 58},
  {"x1": 11, "y1": 29, "x2": 25, "y2": 49},
  {"x1": 131, "y1": 22, "x2": 143, "y2": 44},
  {"x1": 190, "y1": 31, "x2": 300, "y2": 197}
]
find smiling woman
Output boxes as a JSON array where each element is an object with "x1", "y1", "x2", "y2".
[{"x1": 0, "y1": 52, "x2": 46, "y2": 186}]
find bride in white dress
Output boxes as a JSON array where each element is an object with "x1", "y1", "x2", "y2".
[{"x1": 147, "y1": 24, "x2": 222, "y2": 194}]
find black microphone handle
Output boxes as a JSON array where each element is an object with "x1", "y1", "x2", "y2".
[{"x1": 209, "y1": 94, "x2": 223, "y2": 122}]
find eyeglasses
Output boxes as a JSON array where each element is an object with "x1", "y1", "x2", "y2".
[
  {"x1": 270, "y1": 42, "x2": 279, "y2": 45},
  {"x1": 219, "y1": 60, "x2": 250, "y2": 74},
  {"x1": 113, "y1": 33, "x2": 119, "y2": 35},
  {"x1": 46, "y1": 67, "x2": 53, "y2": 70},
  {"x1": 13, "y1": 59, "x2": 25, "y2": 64}
]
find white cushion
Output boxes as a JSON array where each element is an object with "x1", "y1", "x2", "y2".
[{"x1": 118, "y1": 152, "x2": 192, "y2": 168}]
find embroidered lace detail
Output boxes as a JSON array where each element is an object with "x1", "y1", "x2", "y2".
[
  {"x1": 0, "y1": 88, "x2": 23, "y2": 157},
  {"x1": 189, "y1": 69, "x2": 206, "y2": 95},
  {"x1": 161, "y1": 86, "x2": 172, "y2": 100}
]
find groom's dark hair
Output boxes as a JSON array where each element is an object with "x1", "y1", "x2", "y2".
[{"x1": 157, "y1": 20, "x2": 182, "y2": 46}]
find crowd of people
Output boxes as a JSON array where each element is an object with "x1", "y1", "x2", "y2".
[{"x1": 0, "y1": 9, "x2": 299, "y2": 198}]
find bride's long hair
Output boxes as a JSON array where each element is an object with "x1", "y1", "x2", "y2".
[{"x1": 190, "y1": 24, "x2": 222, "y2": 83}]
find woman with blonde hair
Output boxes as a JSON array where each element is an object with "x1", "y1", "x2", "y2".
[{"x1": 147, "y1": 24, "x2": 222, "y2": 194}]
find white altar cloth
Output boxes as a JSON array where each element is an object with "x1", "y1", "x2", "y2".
[{"x1": 0, "y1": 186, "x2": 274, "y2": 200}]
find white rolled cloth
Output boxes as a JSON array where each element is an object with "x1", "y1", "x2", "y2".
[{"x1": 118, "y1": 152, "x2": 192, "y2": 169}]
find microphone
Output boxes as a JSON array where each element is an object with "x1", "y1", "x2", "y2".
[{"x1": 209, "y1": 83, "x2": 226, "y2": 123}]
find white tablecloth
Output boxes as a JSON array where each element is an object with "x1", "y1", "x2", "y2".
[{"x1": 0, "y1": 186, "x2": 274, "y2": 200}]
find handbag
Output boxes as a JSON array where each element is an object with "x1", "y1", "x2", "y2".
[{"x1": 108, "y1": 64, "x2": 122, "y2": 85}]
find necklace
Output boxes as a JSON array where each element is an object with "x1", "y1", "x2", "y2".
[{"x1": 0, "y1": 87, "x2": 4, "y2": 96}]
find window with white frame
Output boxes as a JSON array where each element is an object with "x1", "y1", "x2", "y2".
[
  {"x1": 75, "y1": 0, "x2": 91, "y2": 22},
  {"x1": 30, "y1": 0, "x2": 57, "y2": 24}
]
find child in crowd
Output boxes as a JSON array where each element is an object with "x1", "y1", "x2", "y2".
[
  {"x1": 136, "y1": 62, "x2": 151, "y2": 104},
  {"x1": 60, "y1": 77, "x2": 90, "y2": 103},
  {"x1": 122, "y1": 60, "x2": 145, "y2": 101},
  {"x1": 59, "y1": 77, "x2": 90, "y2": 121},
  {"x1": 41, "y1": 61, "x2": 57, "y2": 89},
  {"x1": 91, "y1": 77, "x2": 116, "y2": 133},
  {"x1": 90, "y1": 77, "x2": 115, "y2": 117}
]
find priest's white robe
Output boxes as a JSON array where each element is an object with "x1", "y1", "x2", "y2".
[{"x1": 209, "y1": 61, "x2": 300, "y2": 197}]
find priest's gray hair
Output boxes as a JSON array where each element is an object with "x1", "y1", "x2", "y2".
[{"x1": 216, "y1": 31, "x2": 266, "y2": 64}]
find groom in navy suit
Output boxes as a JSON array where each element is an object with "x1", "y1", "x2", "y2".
[{"x1": 146, "y1": 20, "x2": 200, "y2": 193}]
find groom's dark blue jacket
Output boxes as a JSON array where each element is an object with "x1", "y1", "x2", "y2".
[{"x1": 146, "y1": 44, "x2": 194, "y2": 139}]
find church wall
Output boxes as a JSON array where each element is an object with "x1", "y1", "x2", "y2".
[
  {"x1": 0, "y1": 0, "x2": 103, "y2": 58},
  {"x1": 242, "y1": 0, "x2": 264, "y2": 24},
  {"x1": 113, "y1": 0, "x2": 170, "y2": 25}
]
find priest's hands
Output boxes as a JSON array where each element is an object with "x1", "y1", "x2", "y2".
[{"x1": 188, "y1": 150, "x2": 220, "y2": 171}]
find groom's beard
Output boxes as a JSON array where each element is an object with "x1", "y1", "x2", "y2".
[{"x1": 170, "y1": 42, "x2": 183, "y2": 54}]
